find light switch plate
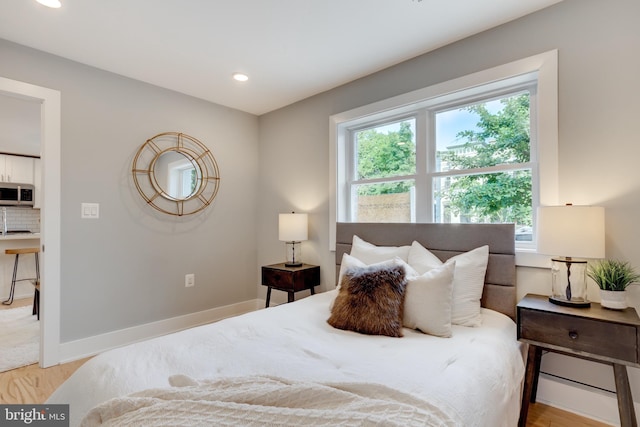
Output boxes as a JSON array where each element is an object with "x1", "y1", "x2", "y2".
[{"x1": 81, "y1": 202, "x2": 100, "y2": 219}]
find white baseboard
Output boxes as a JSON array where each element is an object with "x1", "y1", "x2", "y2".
[
  {"x1": 537, "y1": 372, "x2": 637, "y2": 426},
  {"x1": 57, "y1": 299, "x2": 264, "y2": 364}
]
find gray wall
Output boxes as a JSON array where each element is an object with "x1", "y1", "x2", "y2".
[
  {"x1": 258, "y1": 0, "x2": 640, "y2": 408},
  {"x1": 0, "y1": 38, "x2": 260, "y2": 341}
]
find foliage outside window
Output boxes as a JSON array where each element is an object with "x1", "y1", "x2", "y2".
[{"x1": 435, "y1": 93, "x2": 533, "y2": 237}]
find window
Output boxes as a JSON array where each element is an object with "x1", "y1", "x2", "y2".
[
  {"x1": 330, "y1": 50, "x2": 558, "y2": 260},
  {"x1": 350, "y1": 119, "x2": 416, "y2": 223},
  {"x1": 433, "y1": 92, "x2": 534, "y2": 232},
  {"x1": 156, "y1": 152, "x2": 198, "y2": 199},
  {"x1": 169, "y1": 159, "x2": 197, "y2": 199}
]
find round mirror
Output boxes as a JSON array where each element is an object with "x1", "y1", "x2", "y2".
[
  {"x1": 150, "y1": 150, "x2": 202, "y2": 201},
  {"x1": 132, "y1": 132, "x2": 220, "y2": 216}
]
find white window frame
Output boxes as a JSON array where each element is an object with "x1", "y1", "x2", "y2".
[{"x1": 329, "y1": 50, "x2": 558, "y2": 267}]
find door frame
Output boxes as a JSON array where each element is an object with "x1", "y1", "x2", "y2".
[{"x1": 0, "y1": 76, "x2": 61, "y2": 367}]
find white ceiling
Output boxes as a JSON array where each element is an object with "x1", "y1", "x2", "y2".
[
  {"x1": 0, "y1": 0, "x2": 562, "y2": 156},
  {"x1": 0, "y1": 0, "x2": 562, "y2": 116}
]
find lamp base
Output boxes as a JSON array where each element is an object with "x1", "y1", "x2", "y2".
[
  {"x1": 284, "y1": 262, "x2": 302, "y2": 267},
  {"x1": 548, "y1": 296, "x2": 591, "y2": 308},
  {"x1": 284, "y1": 241, "x2": 302, "y2": 267}
]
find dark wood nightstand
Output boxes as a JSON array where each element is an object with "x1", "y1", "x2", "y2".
[
  {"x1": 517, "y1": 294, "x2": 640, "y2": 427},
  {"x1": 261, "y1": 263, "x2": 320, "y2": 308}
]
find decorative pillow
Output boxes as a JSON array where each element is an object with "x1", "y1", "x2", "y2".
[
  {"x1": 403, "y1": 261, "x2": 456, "y2": 337},
  {"x1": 408, "y1": 241, "x2": 489, "y2": 327},
  {"x1": 350, "y1": 235, "x2": 411, "y2": 264},
  {"x1": 327, "y1": 264, "x2": 407, "y2": 337}
]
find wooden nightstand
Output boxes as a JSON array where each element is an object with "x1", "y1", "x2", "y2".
[
  {"x1": 517, "y1": 294, "x2": 640, "y2": 427},
  {"x1": 261, "y1": 263, "x2": 320, "y2": 308}
]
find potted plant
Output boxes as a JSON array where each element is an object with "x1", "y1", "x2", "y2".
[{"x1": 587, "y1": 259, "x2": 640, "y2": 309}]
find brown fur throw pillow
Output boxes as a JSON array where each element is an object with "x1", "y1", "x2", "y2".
[{"x1": 327, "y1": 264, "x2": 407, "y2": 337}]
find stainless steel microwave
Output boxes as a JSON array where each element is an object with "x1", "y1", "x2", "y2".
[{"x1": 0, "y1": 183, "x2": 35, "y2": 206}]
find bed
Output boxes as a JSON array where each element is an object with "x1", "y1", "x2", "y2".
[{"x1": 48, "y1": 222, "x2": 524, "y2": 426}]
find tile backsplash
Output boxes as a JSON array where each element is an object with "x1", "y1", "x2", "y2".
[{"x1": 2, "y1": 207, "x2": 40, "y2": 232}]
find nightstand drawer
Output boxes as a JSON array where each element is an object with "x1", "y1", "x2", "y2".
[
  {"x1": 261, "y1": 264, "x2": 320, "y2": 292},
  {"x1": 519, "y1": 309, "x2": 638, "y2": 363},
  {"x1": 262, "y1": 268, "x2": 295, "y2": 290}
]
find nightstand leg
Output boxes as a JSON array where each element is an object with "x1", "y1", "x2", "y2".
[
  {"x1": 265, "y1": 287, "x2": 272, "y2": 308},
  {"x1": 287, "y1": 292, "x2": 294, "y2": 303},
  {"x1": 613, "y1": 363, "x2": 637, "y2": 427},
  {"x1": 519, "y1": 345, "x2": 542, "y2": 427},
  {"x1": 530, "y1": 345, "x2": 542, "y2": 402}
]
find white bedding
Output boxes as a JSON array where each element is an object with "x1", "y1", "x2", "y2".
[
  {"x1": 81, "y1": 376, "x2": 460, "y2": 426},
  {"x1": 48, "y1": 290, "x2": 525, "y2": 426}
]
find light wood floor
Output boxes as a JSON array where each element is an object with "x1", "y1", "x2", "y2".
[
  {"x1": 0, "y1": 298, "x2": 613, "y2": 426},
  {"x1": 526, "y1": 403, "x2": 612, "y2": 427},
  {"x1": 2, "y1": 294, "x2": 33, "y2": 309},
  {"x1": 0, "y1": 357, "x2": 90, "y2": 404}
]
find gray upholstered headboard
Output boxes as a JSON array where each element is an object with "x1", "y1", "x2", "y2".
[{"x1": 335, "y1": 222, "x2": 517, "y2": 320}]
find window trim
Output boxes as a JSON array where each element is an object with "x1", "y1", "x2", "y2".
[{"x1": 329, "y1": 50, "x2": 558, "y2": 267}]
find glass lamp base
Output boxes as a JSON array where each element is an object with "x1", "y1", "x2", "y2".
[
  {"x1": 548, "y1": 296, "x2": 591, "y2": 308},
  {"x1": 549, "y1": 257, "x2": 590, "y2": 308},
  {"x1": 284, "y1": 241, "x2": 302, "y2": 267}
]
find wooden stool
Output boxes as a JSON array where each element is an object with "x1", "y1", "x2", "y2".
[{"x1": 2, "y1": 248, "x2": 40, "y2": 312}]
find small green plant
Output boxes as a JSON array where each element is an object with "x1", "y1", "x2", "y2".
[{"x1": 587, "y1": 259, "x2": 640, "y2": 291}]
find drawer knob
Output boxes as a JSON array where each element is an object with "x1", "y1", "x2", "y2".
[{"x1": 568, "y1": 330, "x2": 579, "y2": 340}]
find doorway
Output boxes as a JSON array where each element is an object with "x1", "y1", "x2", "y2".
[
  {"x1": 0, "y1": 76, "x2": 61, "y2": 367},
  {"x1": 0, "y1": 94, "x2": 41, "y2": 372}
]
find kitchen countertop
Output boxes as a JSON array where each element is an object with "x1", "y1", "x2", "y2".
[{"x1": 0, "y1": 232, "x2": 40, "y2": 240}]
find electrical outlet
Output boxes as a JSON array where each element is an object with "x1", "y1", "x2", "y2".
[{"x1": 185, "y1": 273, "x2": 195, "y2": 288}]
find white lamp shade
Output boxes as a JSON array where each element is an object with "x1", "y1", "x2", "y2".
[
  {"x1": 537, "y1": 205, "x2": 605, "y2": 259},
  {"x1": 279, "y1": 213, "x2": 308, "y2": 242}
]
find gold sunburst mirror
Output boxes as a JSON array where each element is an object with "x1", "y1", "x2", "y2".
[{"x1": 132, "y1": 132, "x2": 220, "y2": 216}]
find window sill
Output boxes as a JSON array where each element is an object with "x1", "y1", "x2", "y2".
[{"x1": 516, "y1": 249, "x2": 551, "y2": 268}]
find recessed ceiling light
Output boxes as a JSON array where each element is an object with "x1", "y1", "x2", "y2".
[
  {"x1": 36, "y1": 0, "x2": 62, "y2": 8},
  {"x1": 232, "y1": 73, "x2": 249, "y2": 82}
]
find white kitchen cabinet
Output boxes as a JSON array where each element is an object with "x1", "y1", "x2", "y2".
[{"x1": 0, "y1": 154, "x2": 34, "y2": 184}]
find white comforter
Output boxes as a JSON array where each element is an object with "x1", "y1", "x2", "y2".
[
  {"x1": 82, "y1": 375, "x2": 460, "y2": 426},
  {"x1": 48, "y1": 290, "x2": 524, "y2": 427}
]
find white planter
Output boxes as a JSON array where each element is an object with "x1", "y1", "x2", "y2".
[{"x1": 599, "y1": 289, "x2": 627, "y2": 310}]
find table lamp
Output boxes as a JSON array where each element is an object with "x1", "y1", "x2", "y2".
[
  {"x1": 279, "y1": 212, "x2": 308, "y2": 267},
  {"x1": 537, "y1": 204, "x2": 605, "y2": 307}
]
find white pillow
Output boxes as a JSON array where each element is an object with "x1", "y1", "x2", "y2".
[
  {"x1": 407, "y1": 240, "x2": 443, "y2": 274},
  {"x1": 403, "y1": 261, "x2": 456, "y2": 337},
  {"x1": 350, "y1": 235, "x2": 410, "y2": 264},
  {"x1": 408, "y1": 241, "x2": 489, "y2": 327}
]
